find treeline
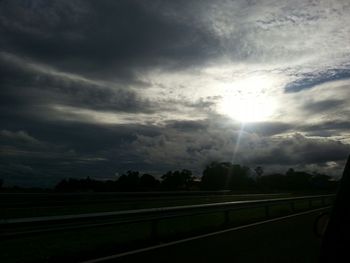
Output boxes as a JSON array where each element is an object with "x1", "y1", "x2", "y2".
[
  {"x1": 201, "y1": 162, "x2": 338, "y2": 192},
  {"x1": 0, "y1": 178, "x2": 50, "y2": 193},
  {"x1": 54, "y1": 162, "x2": 339, "y2": 192},
  {"x1": 55, "y1": 169, "x2": 198, "y2": 192}
]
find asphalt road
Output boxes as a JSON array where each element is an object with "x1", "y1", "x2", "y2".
[{"x1": 87, "y1": 209, "x2": 325, "y2": 263}]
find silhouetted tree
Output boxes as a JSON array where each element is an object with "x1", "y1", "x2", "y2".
[
  {"x1": 54, "y1": 172, "x2": 158, "y2": 192},
  {"x1": 55, "y1": 179, "x2": 67, "y2": 191},
  {"x1": 256, "y1": 173, "x2": 286, "y2": 191},
  {"x1": 201, "y1": 162, "x2": 231, "y2": 190},
  {"x1": 140, "y1": 173, "x2": 160, "y2": 190},
  {"x1": 256, "y1": 170, "x2": 339, "y2": 192},
  {"x1": 201, "y1": 162, "x2": 253, "y2": 190},
  {"x1": 254, "y1": 166, "x2": 264, "y2": 177},
  {"x1": 55, "y1": 178, "x2": 77, "y2": 192},
  {"x1": 52, "y1": 165, "x2": 338, "y2": 193},
  {"x1": 161, "y1": 169, "x2": 194, "y2": 190},
  {"x1": 55, "y1": 177, "x2": 107, "y2": 192},
  {"x1": 228, "y1": 164, "x2": 254, "y2": 190},
  {"x1": 284, "y1": 169, "x2": 312, "y2": 190},
  {"x1": 310, "y1": 173, "x2": 338, "y2": 191},
  {"x1": 117, "y1": 171, "x2": 140, "y2": 191},
  {"x1": 286, "y1": 168, "x2": 295, "y2": 176}
]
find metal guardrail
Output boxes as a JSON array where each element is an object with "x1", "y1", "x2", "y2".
[
  {"x1": 0, "y1": 194, "x2": 335, "y2": 239},
  {"x1": 0, "y1": 192, "x2": 290, "y2": 208}
]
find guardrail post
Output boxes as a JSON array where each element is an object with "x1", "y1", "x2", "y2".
[
  {"x1": 321, "y1": 197, "x2": 326, "y2": 206},
  {"x1": 223, "y1": 210, "x2": 230, "y2": 226},
  {"x1": 151, "y1": 219, "x2": 158, "y2": 241},
  {"x1": 290, "y1": 202, "x2": 295, "y2": 213},
  {"x1": 308, "y1": 200, "x2": 312, "y2": 209},
  {"x1": 265, "y1": 205, "x2": 270, "y2": 218}
]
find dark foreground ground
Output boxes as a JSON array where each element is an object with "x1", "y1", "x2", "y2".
[
  {"x1": 112, "y1": 210, "x2": 325, "y2": 263},
  {"x1": 0, "y1": 193, "x2": 331, "y2": 263}
]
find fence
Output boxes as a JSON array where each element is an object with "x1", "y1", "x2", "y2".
[{"x1": 0, "y1": 194, "x2": 335, "y2": 239}]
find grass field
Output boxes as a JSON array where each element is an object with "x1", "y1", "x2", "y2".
[{"x1": 0, "y1": 193, "x2": 333, "y2": 263}]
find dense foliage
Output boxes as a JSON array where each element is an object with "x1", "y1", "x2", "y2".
[
  {"x1": 0, "y1": 162, "x2": 338, "y2": 192},
  {"x1": 52, "y1": 162, "x2": 338, "y2": 192}
]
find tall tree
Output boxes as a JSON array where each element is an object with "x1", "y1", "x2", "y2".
[
  {"x1": 140, "y1": 174, "x2": 160, "y2": 190},
  {"x1": 201, "y1": 162, "x2": 253, "y2": 190},
  {"x1": 254, "y1": 166, "x2": 264, "y2": 177},
  {"x1": 161, "y1": 169, "x2": 193, "y2": 190}
]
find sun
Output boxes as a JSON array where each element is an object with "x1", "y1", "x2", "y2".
[
  {"x1": 218, "y1": 76, "x2": 277, "y2": 122},
  {"x1": 220, "y1": 93, "x2": 276, "y2": 122}
]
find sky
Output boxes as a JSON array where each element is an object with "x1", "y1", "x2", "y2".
[{"x1": 1, "y1": 0, "x2": 350, "y2": 187}]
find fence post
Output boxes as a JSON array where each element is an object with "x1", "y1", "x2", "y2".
[
  {"x1": 308, "y1": 199, "x2": 312, "y2": 209},
  {"x1": 151, "y1": 219, "x2": 158, "y2": 241},
  {"x1": 290, "y1": 202, "x2": 295, "y2": 213},
  {"x1": 265, "y1": 205, "x2": 270, "y2": 218},
  {"x1": 223, "y1": 210, "x2": 230, "y2": 226}
]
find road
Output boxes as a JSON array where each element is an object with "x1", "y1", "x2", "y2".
[{"x1": 85, "y1": 209, "x2": 326, "y2": 263}]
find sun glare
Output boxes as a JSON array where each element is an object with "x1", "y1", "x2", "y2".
[{"x1": 218, "y1": 76, "x2": 277, "y2": 122}]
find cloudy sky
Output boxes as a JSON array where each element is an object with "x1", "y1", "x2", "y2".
[{"x1": 1, "y1": 0, "x2": 350, "y2": 187}]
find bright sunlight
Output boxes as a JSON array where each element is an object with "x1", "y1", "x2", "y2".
[{"x1": 218, "y1": 75, "x2": 278, "y2": 122}]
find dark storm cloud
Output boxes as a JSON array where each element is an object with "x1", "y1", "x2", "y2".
[
  {"x1": 165, "y1": 119, "x2": 294, "y2": 137},
  {"x1": 0, "y1": 158, "x2": 112, "y2": 188},
  {"x1": 303, "y1": 99, "x2": 346, "y2": 114},
  {"x1": 1, "y1": 0, "x2": 350, "y2": 187},
  {"x1": 0, "y1": 128, "x2": 106, "y2": 187},
  {"x1": 165, "y1": 120, "x2": 208, "y2": 132},
  {"x1": 243, "y1": 122, "x2": 294, "y2": 136},
  {"x1": 1, "y1": 116, "x2": 349, "y2": 187},
  {"x1": 0, "y1": 122, "x2": 160, "y2": 187},
  {"x1": 0, "y1": 0, "x2": 218, "y2": 77},
  {"x1": 131, "y1": 121, "x2": 350, "y2": 175},
  {"x1": 0, "y1": 130, "x2": 41, "y2": 145},
  {"x1": 285, "y1": 68, "x2": 350, "y2": 92},
  {"x1": 249, "y1": 134, "x2": 350, "y2": 166},
  {"x1": 0, "y1": 53, "x2": 153, "y2": 114},
  {"x1": 1, "y1": 116, "x2": 162, "y2": 155},
  {"x1": 300, "y1": 120, "x2": 350, "y2": 137},
  {"x1": 0, "y1": 0, "x2": 218, "y2": 139}
]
